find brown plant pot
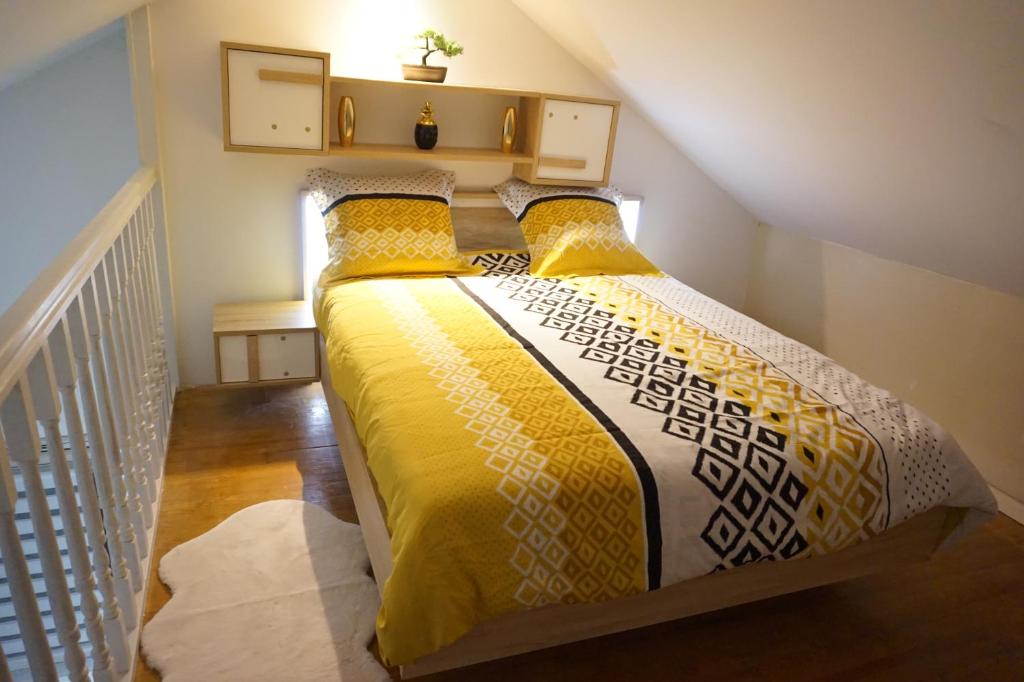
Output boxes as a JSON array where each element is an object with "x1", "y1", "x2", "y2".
[{"x1": 402, "y1": 64, "x2": 448, "y2": 83}]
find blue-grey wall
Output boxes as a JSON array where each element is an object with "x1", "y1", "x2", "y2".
[{"x1": 0, "y1": 20, "x2": 140, "y2": 315}]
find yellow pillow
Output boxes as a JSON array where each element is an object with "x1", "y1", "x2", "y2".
[
  {"x1": 494, "y1": 179, "x2": 658, "y2": 277},
  {"x1": 307, "y1": 169, "x2": 480, "y2": 283}
]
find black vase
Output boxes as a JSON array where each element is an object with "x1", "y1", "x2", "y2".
[{"x1": 414, "y1": 123, "x2": 438, "y2": 150}]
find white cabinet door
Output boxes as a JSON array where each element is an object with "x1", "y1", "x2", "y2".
[
  {"x1": 218, "y1": 335, "x2": 250, "y2": 383},
  {"x1": 536, "y1": 98, "x2": 616, "y2": 183},
  {"x1": 225, "y1": 48, "x2": 326, "y2": 150},
  {"x1": 257, "y1": 332, "x2": 317, "y2": 381}
]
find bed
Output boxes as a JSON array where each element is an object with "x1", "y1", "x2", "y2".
[{"x1": 315, "y1": 249, "x2": 996, "y2": 678}]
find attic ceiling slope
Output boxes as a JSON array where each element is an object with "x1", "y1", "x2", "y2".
[
  {"x1": 513, "y1": 0, "x2": 1024, "y2": 296},
  {"x1": 0, "y1": 0, "x2": 148, "y2": 89}
]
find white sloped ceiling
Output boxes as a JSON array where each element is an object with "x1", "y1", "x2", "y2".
[
  {"x1": 0, "y1": 0, "x2": 148, "y2": 89},
  {"x1": 513, "y1": 0, "x2": 1024, "y2": 296}
]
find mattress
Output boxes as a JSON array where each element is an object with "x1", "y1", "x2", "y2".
[{"x1": 315, "y1": 251, "x2": 996, "y2": 666}]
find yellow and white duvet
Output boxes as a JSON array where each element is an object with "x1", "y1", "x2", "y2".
[{"x1": 315, "y1": 252, "x2": 996, "y2": 666}]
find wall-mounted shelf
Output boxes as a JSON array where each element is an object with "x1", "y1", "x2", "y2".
[
  {"x1": 328, "y1": 142, "x2": 533, "y2": 163},
  {"x1": 220, "y1": 42, "x2": 620, "y2": 186},
  {"x1": 330, "y1": 75, "x2": 541, "y2": 99}
]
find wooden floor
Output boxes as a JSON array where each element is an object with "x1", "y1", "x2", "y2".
[{"x1": 136, "y1": 383, "x2": 1024, "y2": 681}]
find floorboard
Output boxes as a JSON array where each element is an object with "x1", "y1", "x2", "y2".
[{"x1": 135, "y1": 383, "x2": 1024, "y2": 681}]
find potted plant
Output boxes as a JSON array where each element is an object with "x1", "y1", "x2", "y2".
[{"x1": 402, "y1": 30, "x2": 463, "y2": 83}]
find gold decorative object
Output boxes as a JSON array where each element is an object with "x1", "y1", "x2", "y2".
[
  {"x1": 414, "y1": 101, "x2": 438, "y2": 150},
  {"x1": 500, "y1": 106, "x2": 517, "y2": 153},
  {"x1": 338, "y1": 96, "x2": 355, "y2": 147},
  {"x1": 419, "y1": 101, "x2": 435, "y2": 125}
]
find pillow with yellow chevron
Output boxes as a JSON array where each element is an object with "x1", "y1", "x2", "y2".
[
  {"x1": 306, "y1": 168, "x2": 480, "y2": 283},
  {"x1": 494, "y1": 178, "x2": 659, "y2": 277}
]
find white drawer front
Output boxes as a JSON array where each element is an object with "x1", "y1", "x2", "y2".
[
  {"x1": 218, "y1": 335, "x2": 250, "y2": 383},
  {"x1": 257, "y1": 332, "x2": 316, "y2": 381},
  {"x1": 227, "y1": 49, "x2": 324, "y2": 150},
  {"x1": 537, "y1": 99, "x2": 614, "y2": 182}
]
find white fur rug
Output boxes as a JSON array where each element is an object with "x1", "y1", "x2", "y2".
[{"x1": 141, "y1": 500, "x2": 389, "y2": 682}]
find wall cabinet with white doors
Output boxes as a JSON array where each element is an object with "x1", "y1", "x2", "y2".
[
  {"x1": 220, "y1": 42, "x2": 331, "y2": 153},
  {"x1": 217, "y1": 331, "x2": 319, "y2": 383},
  {"x1": 219, "y1": 42, "x2": 620, "y2": 187},
  {"x1": 514, "y1": 95, "x2": 619, "y2": 187},
  {"x1": 213, "y1": 301, "x2": 321, "y2": 385}
]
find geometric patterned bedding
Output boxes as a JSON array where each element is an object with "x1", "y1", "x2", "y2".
[{"x1": 315, "y1": 252, "x2": 996, "y2": 667}]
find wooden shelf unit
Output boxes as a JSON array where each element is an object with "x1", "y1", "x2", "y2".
[
  {"x1": 219, "y1": 42, "x2": 620, "y2": 186},
  {"x1": 213, "y1": 301, "x2": 321, "y2": 386},
  {"x1": 328, "y1": 142, "x2": 533, "y2": 163},
  {"x1": 329, "y1": 75, "x2": 541, "y2": 99},
  {"x1": 328, "y1": 74, "x2": 541, "y2": 164}
]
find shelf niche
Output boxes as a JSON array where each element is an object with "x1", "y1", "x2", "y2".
[{"x1": 328, "y1": 76, "x2": 539, "y2": 164}]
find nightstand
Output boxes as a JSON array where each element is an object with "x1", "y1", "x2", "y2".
[{"x1": 213, "y1": 301, "x2": 321, "y2": 385}]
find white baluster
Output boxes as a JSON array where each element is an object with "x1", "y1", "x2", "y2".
[
  {"x1": 142, "y1": 192, "x2": 173, "y2": 429},
  {"x1": 28, "y1": 344, "x2": 114, "y2": 682},
  {"x1": 91, "y1": 261, "x2": 150, "y2": 564},
  {"x1": 81, "y1": 277, "x2": 143, "y2": 616},
  {"x1": 0, "y1": 377, "x2": 89, "y2": 681},
  {"x1": 129, "y1": 214, "x2": 166, "y2": 452},
  {"x1": 0, "y1": 431, "x2": 59, "y2": 681},
  {"x1": 105, "y1": 245, "x2": 154, "y2": 531},
  {"x1": 118, "y1": 225, "x2": 159, "y2": 498},
  {"x1": 98, "y1": 254, "x2": 154, "y2": 533},
  {"x1": 139, "y1": 207, "x2": 170, "y2": 457},
  {"x1": 70, "y1": 291, "x2": 140, "y2": 635},
  {"x1": 0, "y1": 641, "x2": 12, "y2": 682},
  {"x1": 145, "y1": 195, "x2": 172, "y2": 441},
  {"x1": 49, "y1": 314, "x2": 131, "y2": 676}
]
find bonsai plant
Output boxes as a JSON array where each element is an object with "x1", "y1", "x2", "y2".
[{"x1": 402, "y1": 30, "x2": 463, "y2": 83}]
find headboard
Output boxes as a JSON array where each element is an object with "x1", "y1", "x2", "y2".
[{"x1": 450, "y1": 192, "x2": 526, "y2": 253}]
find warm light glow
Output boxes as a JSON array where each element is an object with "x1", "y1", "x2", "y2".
[
  {"x1": 620, "y1": 197, "x2": 642, "y2": 243},
  {"x1": 302, "y1": 193, "x2": 329, "y2": 300},
  {"x1": 334, "y1": 0, "x2": 422, "y2": 80}
]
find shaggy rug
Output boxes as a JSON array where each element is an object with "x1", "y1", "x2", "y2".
[{"x1": 141, "y1": 500, "x2": 389, "y2": 682}]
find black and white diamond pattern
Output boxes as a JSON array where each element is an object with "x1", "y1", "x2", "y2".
[
  {"x1": 475, "y1": 251, "x2": 530, "y2": 275},
  {"x1": 473, "y1": 253, "x2": 810, "y2": 570}
]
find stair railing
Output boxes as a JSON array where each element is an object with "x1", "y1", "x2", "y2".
[{"x1": 0, "y1": 166, "x2": 172, "y2": 681}]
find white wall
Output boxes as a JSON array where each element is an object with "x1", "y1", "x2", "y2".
[
  {"x1": 0, "y1": 21, "x2": 140, "y2": 315},
  {"x1": 0, "y1": 0, "x2": 149, "y2": 89},
  {"x1": 745, "y1": 223, "x2": 1024, "y2": 509},
  {"x1": 512, "y1": 0, "x2": 1024, "y2": 297},
  {"x1": 148, "y1": 0, "x2": 757, "y2": 386}
]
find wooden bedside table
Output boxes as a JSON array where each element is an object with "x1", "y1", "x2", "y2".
[{"x1": 213, "y1": 301, "x2": 321, "y2": 385}]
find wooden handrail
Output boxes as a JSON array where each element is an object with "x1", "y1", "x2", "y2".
[{"x1": 0, "y1": 166, "x2": 157, "y2": 397}]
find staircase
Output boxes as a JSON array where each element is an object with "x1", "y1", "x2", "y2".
[{"x1": 0, "y1": 439, "x2": 98, "y2": 680}]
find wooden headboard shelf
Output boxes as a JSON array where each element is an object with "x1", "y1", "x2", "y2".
[
  {"x1": 220, "y1": 42, "x2": 620, "y2": 187},
  {"x1": 327, "y1": 142, "x2": 533, "y2": 163},
  {"x1": 452, "y1": 189, "x2": 501, "y2": 201},
  {"x1": 329, "y1": 74, "x2": 542, "y2": 99}
]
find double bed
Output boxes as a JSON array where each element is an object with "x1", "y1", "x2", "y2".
[{"x1": 315, "y1": 249, "x2": 996, "y2": 677}]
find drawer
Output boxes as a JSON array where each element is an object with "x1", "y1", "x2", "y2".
[
  {"x1": 257, "y1": 332, "x2": 316, "y2": 381},
  {"x1": 217, "y1": 335, "x2": 251, "y2": 383},
  {"x1": 536, "y1": 98, "x2": 616, "y2": 183},
  {"x1": 224, "y1": 46, "x2": 327, "y2": 151}
]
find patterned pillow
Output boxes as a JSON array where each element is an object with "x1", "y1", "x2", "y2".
[
  {"x1": 493, "y1": 178, "x2": 658, "y2": 278},
  {"x1": 306, "y1": 168, "x2": 479, "y2": 282}
]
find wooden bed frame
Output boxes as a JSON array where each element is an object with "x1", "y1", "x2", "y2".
[{"x1": 319, "y1": 340, "x2": 960, "y2": 678}]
